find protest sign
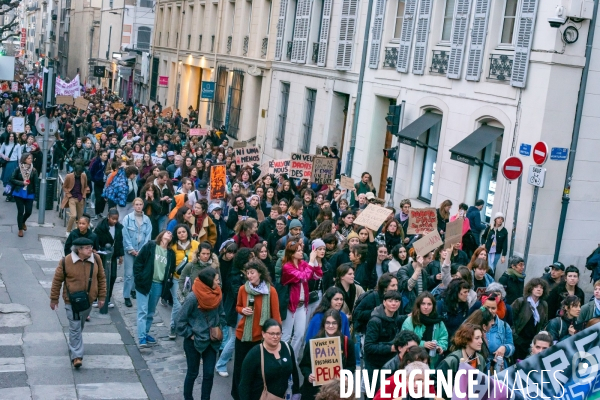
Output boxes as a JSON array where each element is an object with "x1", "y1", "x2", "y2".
[
  {"x1": 109, "y1": 149, "x2": 115, "y2": 159},
  {"x1": 151, "y1": 156, "x2": 165, "y2": 165},
  {"x1": 189, "y1": 128, "x2": 208, "y2": 136},
  {"x1": 412, "y1": 230, "x2": 443, "y2": 257},
  {"x1": 234, "y1": 146, "x2": 260, "y2": 165},
  {"x1": 309, "y1": 336, "x2": 342, "y2": 386},
  {"x1": 132, "y1": 152, "x2": 144, "y2": 161},
  {"x1": 407, "y1": 208, "x2": 437, "y2": 235},
  {"x1": 290, "y1": 153, "x2": 314, "y2": 179},
  {"x1": 74, "y1": 97, "x2": 89, "y2": 110},
  {"x1": 210, "y1": 165, "x2": 227, "y2": 200},
  {"x1": 112, "y1": 102, "x2": 125, "y2": 110},
  {"x1": 55, "y1": 74, "x2": 81, "y2": 97},
  {"x1": 268, "y1": 159, "x2": 290, "y2": 177},
  {"x1": 0, "y1": 82, "x2": 9, "y2": 92},
  {"x1": 353, "y1": 204, "x2": 393, "y2": 231},
  {"x1": 233, "y1": 141, "x2": 248, "y2": 149},
  {"x1": 11, "y1": 82, "x2": 18, "y2": 92},
  {"x1": 444, "y1": 218, "x2": 463, "y2": 247},
  {"x1": 12, "y1": 117, "x2": 24, "y2": 133},
  {"x1": 340, "y1": 176, "x2": 355, "y2": 190},
  {"x1": 311, "y1": 156, "x2": 337, "y2": 184},
  {"x1": 56, "y1": 95, "x2": 74, "y2": 105},
  {"x1": 161, "y1": 107, "x2": 172, "y2": 117},
  {"x1": 254, "y1": 161, "x2": 271, "y2": 183}
]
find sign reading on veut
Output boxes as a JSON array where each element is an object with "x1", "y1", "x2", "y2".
[
  {"x1": 413, "y1": 230, "x2": 443, "y2": 257},
  {"x1": 309, "y1": 336, "x2": 342, "y2": 386},
  {"x1": 234, "y1": 146, "x2": 260, "y2": 165},
  {"x1": 407, "y1": 208, "x2": 437, "y2": 235},
  {"x1": 290, "y1": 153, "x2": 313, "y2": 179},
  {"x1": 340, "y1": 176, "x2": 355, "y2": 190},
  {"x1": 444, "y1": 218, "x2": 463, "y2": 247},
  {"x1": 268, "y1": 159, "x2": 290, "y2": 177},
  {"x1": 311, "y1": 156, "x2": 337, "y2": 184},
  {"x1": 12, "y1": 117, "x2": 24, "y2": 133},
  {"x1": 353, "y1": 204, "x2": 393, "y2": 232}
]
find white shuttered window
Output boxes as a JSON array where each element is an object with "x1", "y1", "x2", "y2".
[
  {"x1": 317, "y1": 0, "x2": 333, "y2": 66},
  {"x1": 335, "y1": 0, "x2": 359, "y2": 70},
  {"x1": 368, "y1": 0, "x2": 387, "y2": 69},
  {"x1": 412, "y1": 0, "x2": 433, "y2": 75},
  {"x1": 465, "y1": 0, "x2": 491, "y2": 81},
  {"x1": 446, "y1": 0, "x2": 472, "y2": 79},
  {"x1": 274, "y1": 0, "x2": 290, "y2": 60},
  {"x1": 396, "y1": 0, "x2": 417, "y2": 73},
  {"x1": 511, "y1": 0, "x2": 539, "y2": 87},
  {"x1": 291, "y1": 0, "x2": 314, "y2": 63}
]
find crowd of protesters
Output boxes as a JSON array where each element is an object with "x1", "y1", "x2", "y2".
[{"x1": 4, "y1": 84, "x2": 599, "y2": 400}]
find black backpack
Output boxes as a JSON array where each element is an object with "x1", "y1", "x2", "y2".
[{"x1": 352, "y1": 290, "x2": 378, "y2": 333}]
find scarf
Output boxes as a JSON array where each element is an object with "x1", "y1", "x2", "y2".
[
  {"x1": 399, "y1": 212, "x2": 409, "y2": 222},
  {"x1": 418, "y1": 314, "x2": 444, "y2": 342},
  {"x1": 325, "y1": 247, "x2": 338, "y2": 261},
  {"x1": 192, "y1": 277, "x2": 222, "y2": 311},
  {"x1": 527, "y1": 296, "x2": 540, "y2": 325},
  {"x1": 195, "y1": 213, "x2": 207, "y2": 236},
  {"x1": 19, "y1": 163, "x2": 32, "y2": 186},
  {"x1": 242, "y1": 281, "x2": 271, "y2": 342},
  {"x1": 336, "y1": 282, "x2": 357, "y2": 314},
  {"x1": 178, "y1": 241, "x2": 191, "y2": 251},
  {"x1": 506, "y1": 268, "x2": 525, "y2": 280}
]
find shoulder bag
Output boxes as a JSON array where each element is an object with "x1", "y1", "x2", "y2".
[
  {"x1": 205, "y1": 312, "x2": 223, "y2": 342},
  {"x1": 62, "y1": 257, "x2": 94, "y2": 314},
  {"x1": 259, "y1": 343, "x2": 287, "y2": 400},
  {"x1": 0, "y1": 143, "x2": 16, "y2": 167}
]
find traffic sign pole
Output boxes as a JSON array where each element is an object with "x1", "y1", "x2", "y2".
[
  {"x1": 38, "y1": 67, "x2": 55, "y2": 224},
  {"x1": 523, "y1": 185, "x2": 539, "y2": 267},
  {"x1": 501, "y1": 156, "x2": 524, "y2": 259},
  {"x1": 509, "y1": 175, "x2": 522, "y2": 258}
]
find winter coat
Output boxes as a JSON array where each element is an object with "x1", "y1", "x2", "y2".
[
  {"x1": 178, "y1": 254, "x2": 220, "y2": 299},
  {"x1": 64, "y1": 229, "x2": 100, "y2": 257},
  {"x1": 353, "y1": 290, "x2": 382, "y2": 334},
  {"x1": 93, "y1": 217, "x2": 124, "y2": 258},
  {"x1": 301, "y1": 201, "x2": 320, "y2": 236},
  {"x1": 257, "y1": 216, "x2": 277, "y2": 240},
  {"x1": 133, "y1": 240, "x2": 176, "y2": 297},
  {"x1": 122, "y1": 212, "x2": 153, "y2": 253},
  {"x1": 511, "y1": 296, "x2": 548, "y2": 339},
  {"x1": 210, "y1": 214, "x2": 231, "y2": 252},
  {"x1": 546, "y1": 282, "x2": 586, "y2": 319},
  {"x1": 541, "y1": 272, "x2": 564, "y2": 292},
  {"x1": 546, "y1": 315, "x2": 577, "y2": 343},
  {"x1": 102, "y1": 168, "x2": 128, "y2": 207},
  {"x1": 436, "y1": 298, "x2": 469, "y2": 339},
  {"x1": 224, "y1": 265, "x2": 246, "y2": 327},
  {"x1": 171, "y1": 240, "x2": 200, "y2": 279},
  {"x1": 482, "y1": 226, "x2": 509, "y2": 257},
  {"x1": 281, "y1": 260, "x2": 323, "y2": 312},
  {"x1": 226, "y1": 205, "x2": 258, "y2": 230},
  {"x1": 50, "y1": 253, "x2": 106, "y2": 305},
  {"x1": 176, "y1": 292, "x2": 226, "y2": 353},
  {"x1": 498, "y1": 271, "x2": 525, "y2": 306},
  {"x1": 9, "y1": 165, "x2": 38, "y2": 196},
  {"x1": 89, "y1": 157, "x2": 107, "y2": 183},
  {"x1": 61, "y1": 172, "x2": 89, "y2": 209},
  {"x1": 233, "y1": 232, "x2": 261, "y2": 249},
  {"x1": 466, "y1": 206, "x2": 486, "y2": 238},
  {"x1": 364, "y1": 305, "x2": 402, "y2": 368},
  {"x1": 401, "y1": 315, "x2": 449, "y2": 367},
  {"x1": 191, "y1": 214, "x2": 217, "y2": 247},
  {"x1": 397, "y1": 262, "x2": 430, "y2": 314},
  {"x1": 354, "y1": 261, "x2": 377, "y2": 291}
]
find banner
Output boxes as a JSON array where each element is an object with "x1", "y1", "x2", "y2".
[
  {"x1": 268, "y1": 159, "x2": 290, "y2": 177},
  {"x1": 55, "y1": 74, "x2": 81, "y2": 97},
  {"x1": 412, "y1": 229, "x2": 443, "y2": 257},
  {"x1": 407, "y1": 207, "x2": 437, "y2": 235},
  {"x1": 210, "y1": 165, "x2": 227, "y2": 200},
  {"x1": 445, "y1": 218, "x2": 463, "y2": 247},
  {"x1": 290, "y1": 153, "x2": 314, "y2": 179},
  {"x1": 112, "y1": 102, "x2": 125, "y2": 110},
  {"x1": 189, "y1": 128, "x2": 208, "y2": 136},
  {"x1": 311, "y1": 156, "x2": 337, "y2": 184},
  {"x1": 233, "y1": 141, "x2": 248, "y2": 149},
  {"x1": 353, "y1": 204, "x2": 393, "y2": 231},
  {"x1": 234, "y1": 146, "x2": 260, "y2": 165},
  {"x1": 309, "y1": 336, "x2": 342, "y2": 386},
  {"x1": 340, "y1": 176, "x2": 355, "y2": 190}
]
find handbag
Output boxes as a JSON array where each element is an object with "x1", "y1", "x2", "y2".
[
  {"x1": 204, "y1": 313, "x2": 223, "y2": 341},
  {"x1": 62, "y1": 257, "x2": 94, "y2": 314},
  {"x1": 0, "y1": 144, "x2": 16, "y2": 167},
  {"x1": 259, "y1": 343, "x2": 285, "y2": 400},
  {"x1": 308, "y1": 278, "x2": 322, "y2": 304}
]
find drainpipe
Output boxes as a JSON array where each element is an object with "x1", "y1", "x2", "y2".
[
  {"x1": 344, "y1": 0, "x2": 375, "y2": 177},
  {"x1": 554, "y1": 0, "x2": 599, "y2": 262}
]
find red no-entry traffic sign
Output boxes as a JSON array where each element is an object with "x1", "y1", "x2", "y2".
[
  {"x1": 502, "y1": 156, "x2": 524, "y2": 180},
  {"x1": 533, "y1": 141, "x2": 549, "y2": 165}
]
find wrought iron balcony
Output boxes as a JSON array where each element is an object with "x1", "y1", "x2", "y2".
[
  {"x1": 430, "y1": 50, "x2": 449, "y2": 74},
  {"x1": 312, "y1": 43, "x2": 319, "y2": 63},
  {"x1": 243, "y1": 36, "x2": 249, "y2": 56},
  {"x1": 383, "y1": 47, "x2": 398, "y2": 68},
  {"x1": 488, "y1": 53, "x2": 513, "y2": 82},
  {"x1": 286, "y1": 41, "x2": 293, "y2": 60},
  {"x1": 226, "y1": 36, "x2": 232, "y2": 54},
  {"x1": 261, "y1": 37, "x2": 268, "y2": 58}
]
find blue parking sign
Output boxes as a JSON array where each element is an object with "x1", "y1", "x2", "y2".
[
  {"x1": 519, "y1": 143, "x2": 531, "y2": 156},
  {"x1": 550, "y1": 147, "x2": 569, "y2": 160}
]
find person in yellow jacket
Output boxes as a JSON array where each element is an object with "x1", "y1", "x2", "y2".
[{"x1": 168, "y1": 223, "x2": 199, "y2": 339}]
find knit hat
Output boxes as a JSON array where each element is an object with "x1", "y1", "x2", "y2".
[
  {"x1": 347, "y1": 231, "x2": 359, "y2": 241},
  {"x1": 494, "y1": 212, "x2": 505, "y2": 220},
  {"x1": 289, "y1": 219, "x2": 302, "y2": 229},
  {"x1": 312, "y1": 239, "x2": 326, "y2": 251}
]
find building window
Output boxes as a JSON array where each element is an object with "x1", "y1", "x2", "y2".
[
  {"x1": 228, "y1": 70, "x2": 244, "y2": 139},
  {"x1": 212, "y1": 66, "x2": 228, "y2": 129},
  {"x1": 441, "y1": 0, "x2": 455, "y2": 42},
  {"x1": 476, "y1": 133, "x2": 503, "y2": 222},
  {"x1": 300, "y1": 89, "x2": 317, "y2": 153},
  {"x1": 393, "y1": 0, "x2": 405, "y2": 39},
  {"x1": 418, "y1": 119, "x2": 441, "y2": 202},
  {"x1": 139, "y1": 0, "x2": 153, "y2": 7},
  {"x1": 137, "y1": 26, "x2": 151, "y2": 50},
  {"x1": 150, "y1": 56, "x2": 159, "y2": 101},
  {"x1": 500, "y1": 0, "x2": 518, "y2": 44},
  {"x1": 187, "y1": 34, "x2": 191, "y2": 49},
  {"x1": 199, "y1": 35, "x2": 202, "y2": 51},
  {"x1": 275, "y1": 82, "x2": 290, "y2": 150}
]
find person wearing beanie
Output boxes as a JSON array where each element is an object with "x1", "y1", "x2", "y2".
[
  {"x1": 482, "y1": 212, "x2": 508, "y2": 276},
  {"x1": 306, "y1": 239, "x2": 328, "y2": 318}
]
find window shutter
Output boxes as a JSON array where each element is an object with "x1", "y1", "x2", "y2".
[
  {"x1": 335, "y1": 0, "x2": 359, "y2": 70},
  {"x1": 291, "y1": 0, "x2": 314, "y2": 63},
  {"x1": 465, "y1": 0, "x2": 491, "y2": 81},
  {"x1": 446, "y1": 0, "x2": 472, "y2": 79},
  {"x1": 317, "y1": 0, "x2": 333, "y2": 66},
  {"x1": 274, "y1": 0, "x2": 289, "y2": 61},
  {"x1": 511, "y1": 0, "x2": 539, "y2": 88},
  {"x1": 368, "y1": 0, "x2": 387, "y2": 69},
  {"x1": 396, "y1": 0, "x2": 418, "y2": 73},
  {"x1": 411, "y1": 0, "x2": 433, "y2": 75}
]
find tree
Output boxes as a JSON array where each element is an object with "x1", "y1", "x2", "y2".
[{"x1": 0, "y1": 0, "x2": 22, "y2": 44}]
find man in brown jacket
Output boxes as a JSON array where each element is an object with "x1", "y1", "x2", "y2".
[
  {"x1": 50, "y1": 237, "x2": 107, "y2": 368},
  {"x1": 61, "y1": 162, "x2": 89, "y2": 237}
]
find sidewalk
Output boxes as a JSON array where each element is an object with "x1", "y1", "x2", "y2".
[{"x1": 0, "y1": 192, "x2": 233, "y2": 399}]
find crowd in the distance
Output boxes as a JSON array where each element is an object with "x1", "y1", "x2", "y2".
[{"x1": 1, "y1": 85, "x2": 598, "y2": 400}]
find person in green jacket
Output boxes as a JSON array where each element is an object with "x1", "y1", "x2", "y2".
[
  {"x1": 354, "y1": 172, "x2": 376, "y2": 196},
  {"x1": 401, "y1": 291, "x2": 448, "y2": 367}
]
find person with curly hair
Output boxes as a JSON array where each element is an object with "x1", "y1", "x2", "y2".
[
  {"x1": 545, "y1": 295, "x2": 581, "y2": 344},
  {"x1": 437, "y1": 323, "x2": 486, "y2": 379},
  {"x1": 511, "y1": 278, "x2": 549, "y2": 360},
  {"x1": 436, "y1": 278, "x2": 471, "y2": 340}
]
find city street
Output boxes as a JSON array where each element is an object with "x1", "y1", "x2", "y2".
[{"x1": 0, "y1": 196, "x2": 233, "y2": 399}]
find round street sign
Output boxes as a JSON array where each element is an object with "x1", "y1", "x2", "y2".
[
  {"x1": 502, "y1": 156, "x2": 524, "y2": 181},
  {"x1": 533, "y1": 141, "x2": 549, "y2": 165}
]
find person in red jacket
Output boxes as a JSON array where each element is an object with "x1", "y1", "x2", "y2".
[{"x1": 233, "y1": 218, "x2": 261, "y2": 249}]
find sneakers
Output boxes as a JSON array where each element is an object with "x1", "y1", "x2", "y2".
[
  {"x1": 108, "y1": 302, "x2": 114, "y2": 308},
  {"x1": 92, "y1": 301, "x2": 99, "y2": 308},
  {"x1": 169, "y1": 327, "x2": 176, "y2": 340},
  {"x1": 216, "y1": 370, "x2": 229, "y2": 377},
  {"x1": 72, "y1": 358, "x2": 82, "y2": 368},
  {"x1": 146, "y1": 335, "x2": 157, "y2": 344},
  {"x1": 124, "y1": 298, "x2": 132, "y2": 307},
  {"x1": 139, "y1": 338, "x2": 148, "y2": 348},
  {"x1": 160, "y1": 298, "x2": 168, "y2": 306}
]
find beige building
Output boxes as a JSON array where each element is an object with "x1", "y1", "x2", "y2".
[{"x1": 67, "y1": 0, "x2": 101, "y2": 83}]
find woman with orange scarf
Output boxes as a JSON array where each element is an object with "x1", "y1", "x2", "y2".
[{"x1": 176, "y1": 267, "x2": 225, "y2": 400}]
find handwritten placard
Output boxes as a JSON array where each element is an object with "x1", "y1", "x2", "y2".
[
  {"x1": 210, "y1": 164, "x2": 227, "y2": 200},
  {"x1": 56, "y1": 95, "x2": 74, "y2": 105},
  {"x1": 234, "y1": 146, "x2": 260, "y2": 165},
  {"x1": 353, "y1": 204, "x2": 393, "y2": 231},
  {"x1": 161, "y1": 106, "x2": 172, "y2": 117},
  {"x1": 340, "y1": 176, "x2": 355, "y2": 190},
  {"x1": 12, "y1": 117, "x2": 24, "y2": 133},
  {"x1": 290, "y1": 153, "x2": 313, "y2": 179},
  {"x1": 74, "y1": 97, "x2": 89, "y2": 110},
  {"x1": 132, "y1": 152, "x2": 144, "y2": 161},
  {"x1": 309, "y1": 336, "x2": 343, "y2": 386},
  {"x1": 112, "y1": 102, "x2": 125, "y2": 110},
  {"x1": 189, "y1": 128, "x2": 207, "y2": 136},
  {"x1": 311, "y1": 156, "x2": 337, "y2": 184},
  {"x1": 412, "y1": 230, "x2": 443, "y2": 257},
  {"x1": 268, "y1": 159, "x2": 290, "y2": 177},
  {"x1": 254, "y1": 161, "x2": 271, "y2": 183},
  {"x1": 444, "y1": 218, "x2": 463, "y2": 247},
  {"x1": 151, "y1": 156, "x2": 165, "y2": 165},
  {"x1": 407, "y1": 207, "x2": 437, "y2": 235},
  {"x1": 11, "y1": 82, "x2": 18, "y2": 92}
]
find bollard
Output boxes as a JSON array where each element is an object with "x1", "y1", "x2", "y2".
[{"x1": 100, "y1": 244, "x2": 114, "y2": 314}]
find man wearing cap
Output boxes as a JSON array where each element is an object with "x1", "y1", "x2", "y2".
[
  {"x1": 162, "y1": 151, "x2": 175, "y2": 169},
  {"x1": 50, "y1": 237, "x2": 107, "y2": 369},
  {"x1": 542, "y1": 262, "x2": 566, "y2": 291},
  {"x1": 275, "y1": 219, "x2": 309, "y2": 253}
]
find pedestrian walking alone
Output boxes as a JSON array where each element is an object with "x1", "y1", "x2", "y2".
[{"x1": 9, "y1": 152, "x2": 38, "y2": 237}]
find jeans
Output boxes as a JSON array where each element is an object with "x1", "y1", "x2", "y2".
[
  {"x1": 93, "y1": 181, "x2": 106, "y2": 215},
  {"x1": 66, "y1": 197, "x2": 84, "y2": 232},
  {"x1": 14, "y1": 196, "x2": 33, "y2": 230},
  {"x1": 183, "y1": 338, "x2": 217, "y2": 400},
  {"x1": 157, "y1": 215, "x2": 168, "y2": 232},
  {"x1": 170, "y1": 280, "x2": 181, "y2": 329},
  {"x1": 355, "y1": 333, "x2": 363, "y2": 367},
  {"x1": 489, "y1": 253, "x2": 501, "y2": 276},
  {"x1": 215, "y1": 326, "x2": 237, "y2": 373},
  {"x1": 281, "y1": 305, "x2": 307, "y2": 362},
  {"x1": 136, "y1": 282, "x2": 163, "y2": 341},
  {"x1": 123, "y1": 253, "x2": 136, "y2": 298}
]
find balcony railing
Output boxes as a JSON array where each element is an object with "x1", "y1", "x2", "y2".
[
  {"x1": 383, "y1": 47, "x2": 398, "y2": 68},
  {"x1": 430, "y1": 50, "x2": 448, "y2": 75},
  {"x1": 312, "y1": 43, "x2": 319, "y2": 63},
  {"x1": 488, "y1": 53, "x2": 513, "y2": 82},
  {"x1": 261, "y1": 37, "x2": 268, "y2": 58},
  {"x1": 286, "y1": 41, "x2": 292, "y2": 60},
  {"x1": 226, "y1": 36, "x2": 232, "y2": 54},
  {"x1": 243, "y1": 35, "x2": 249, "y2": 56}
]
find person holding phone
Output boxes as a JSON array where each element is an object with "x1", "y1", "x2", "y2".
[{"x1": 9, "y1": 152, "x2": 38, "y2": 237}]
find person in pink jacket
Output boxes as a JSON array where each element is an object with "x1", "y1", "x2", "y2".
[{"x1": 280, "y1": 240, "x2": 323, "y2": 361}]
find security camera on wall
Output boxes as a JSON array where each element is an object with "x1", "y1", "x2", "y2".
[{"x1": 549, "y1": 5, "x2": 567, "y2": 28}]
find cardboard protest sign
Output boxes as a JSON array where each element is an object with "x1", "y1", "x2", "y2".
[
  {"x1": 189, "y1": 128, "x2": 208, "y2": 136},
  {"x1": 132, "y1": 152, "x2": 144, "y2": 161},
  {"x1": 234, "y1": 146, "x2": 260, "y2": 165},
  {"x1": 444, "y1": 218, "x2": 463, "y2": 247},
  {"x1": 74, "y1": 97, "x2": 89, "y2": 110},
  {"x1": 290, "y1": 153, "x2": 314, "y2": 179},
  {"x1": 210, "y1": 164, "x2": 227, "y2": 200},
  {"x1": 353, "y1": 204, "x2": 393, "y2": 231},
  {"x1": 151, "y1": 156, "x2": 165, "y2": 165},
  {"x1": 161, "y1": 107, "x2": 172, "y2": 117},
  {"x1": 56, "y1": 95, "x2": 74, "y2": 105},
  {"x1": 12, "y1": 117, "x2": 24, "y2": 133},
  {"x1": 254, "y1": 161, "x2": 271, "y2": 183},
  {"x1": 311, "y1": 156, "x2": 337, "y2": 184},
  {"x1": 340, "y1": 176, "x2": 355, "y2": 190},
  {"x1": 412, "y1": 230, "x2": 443, "y2": 257},
  {"x1": 233, "y1": 141, "x2": 248, "y2": 149},
  {"x1": 268, "y1": 159, "x2": 290, "y2": 177},
  {"x1": 112, "y1": 102, "x2": 125, "y2": 110},
  {"x1": 407, "y1": 208, "x2": 437, "y2": 235},
  {"x1": 309, "y1": 336, "x2": 343, "y2": 386}
]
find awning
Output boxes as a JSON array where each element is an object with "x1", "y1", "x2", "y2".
[
  {"x1": 117, "y1": 55, "x2": 136, "y2": 65},
  {"x1": 449, "y1": 124, "x2": 504, "y2": 166},
  {"x1": 397, "y1": 112, "x2": 442, "y2": 147}
]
